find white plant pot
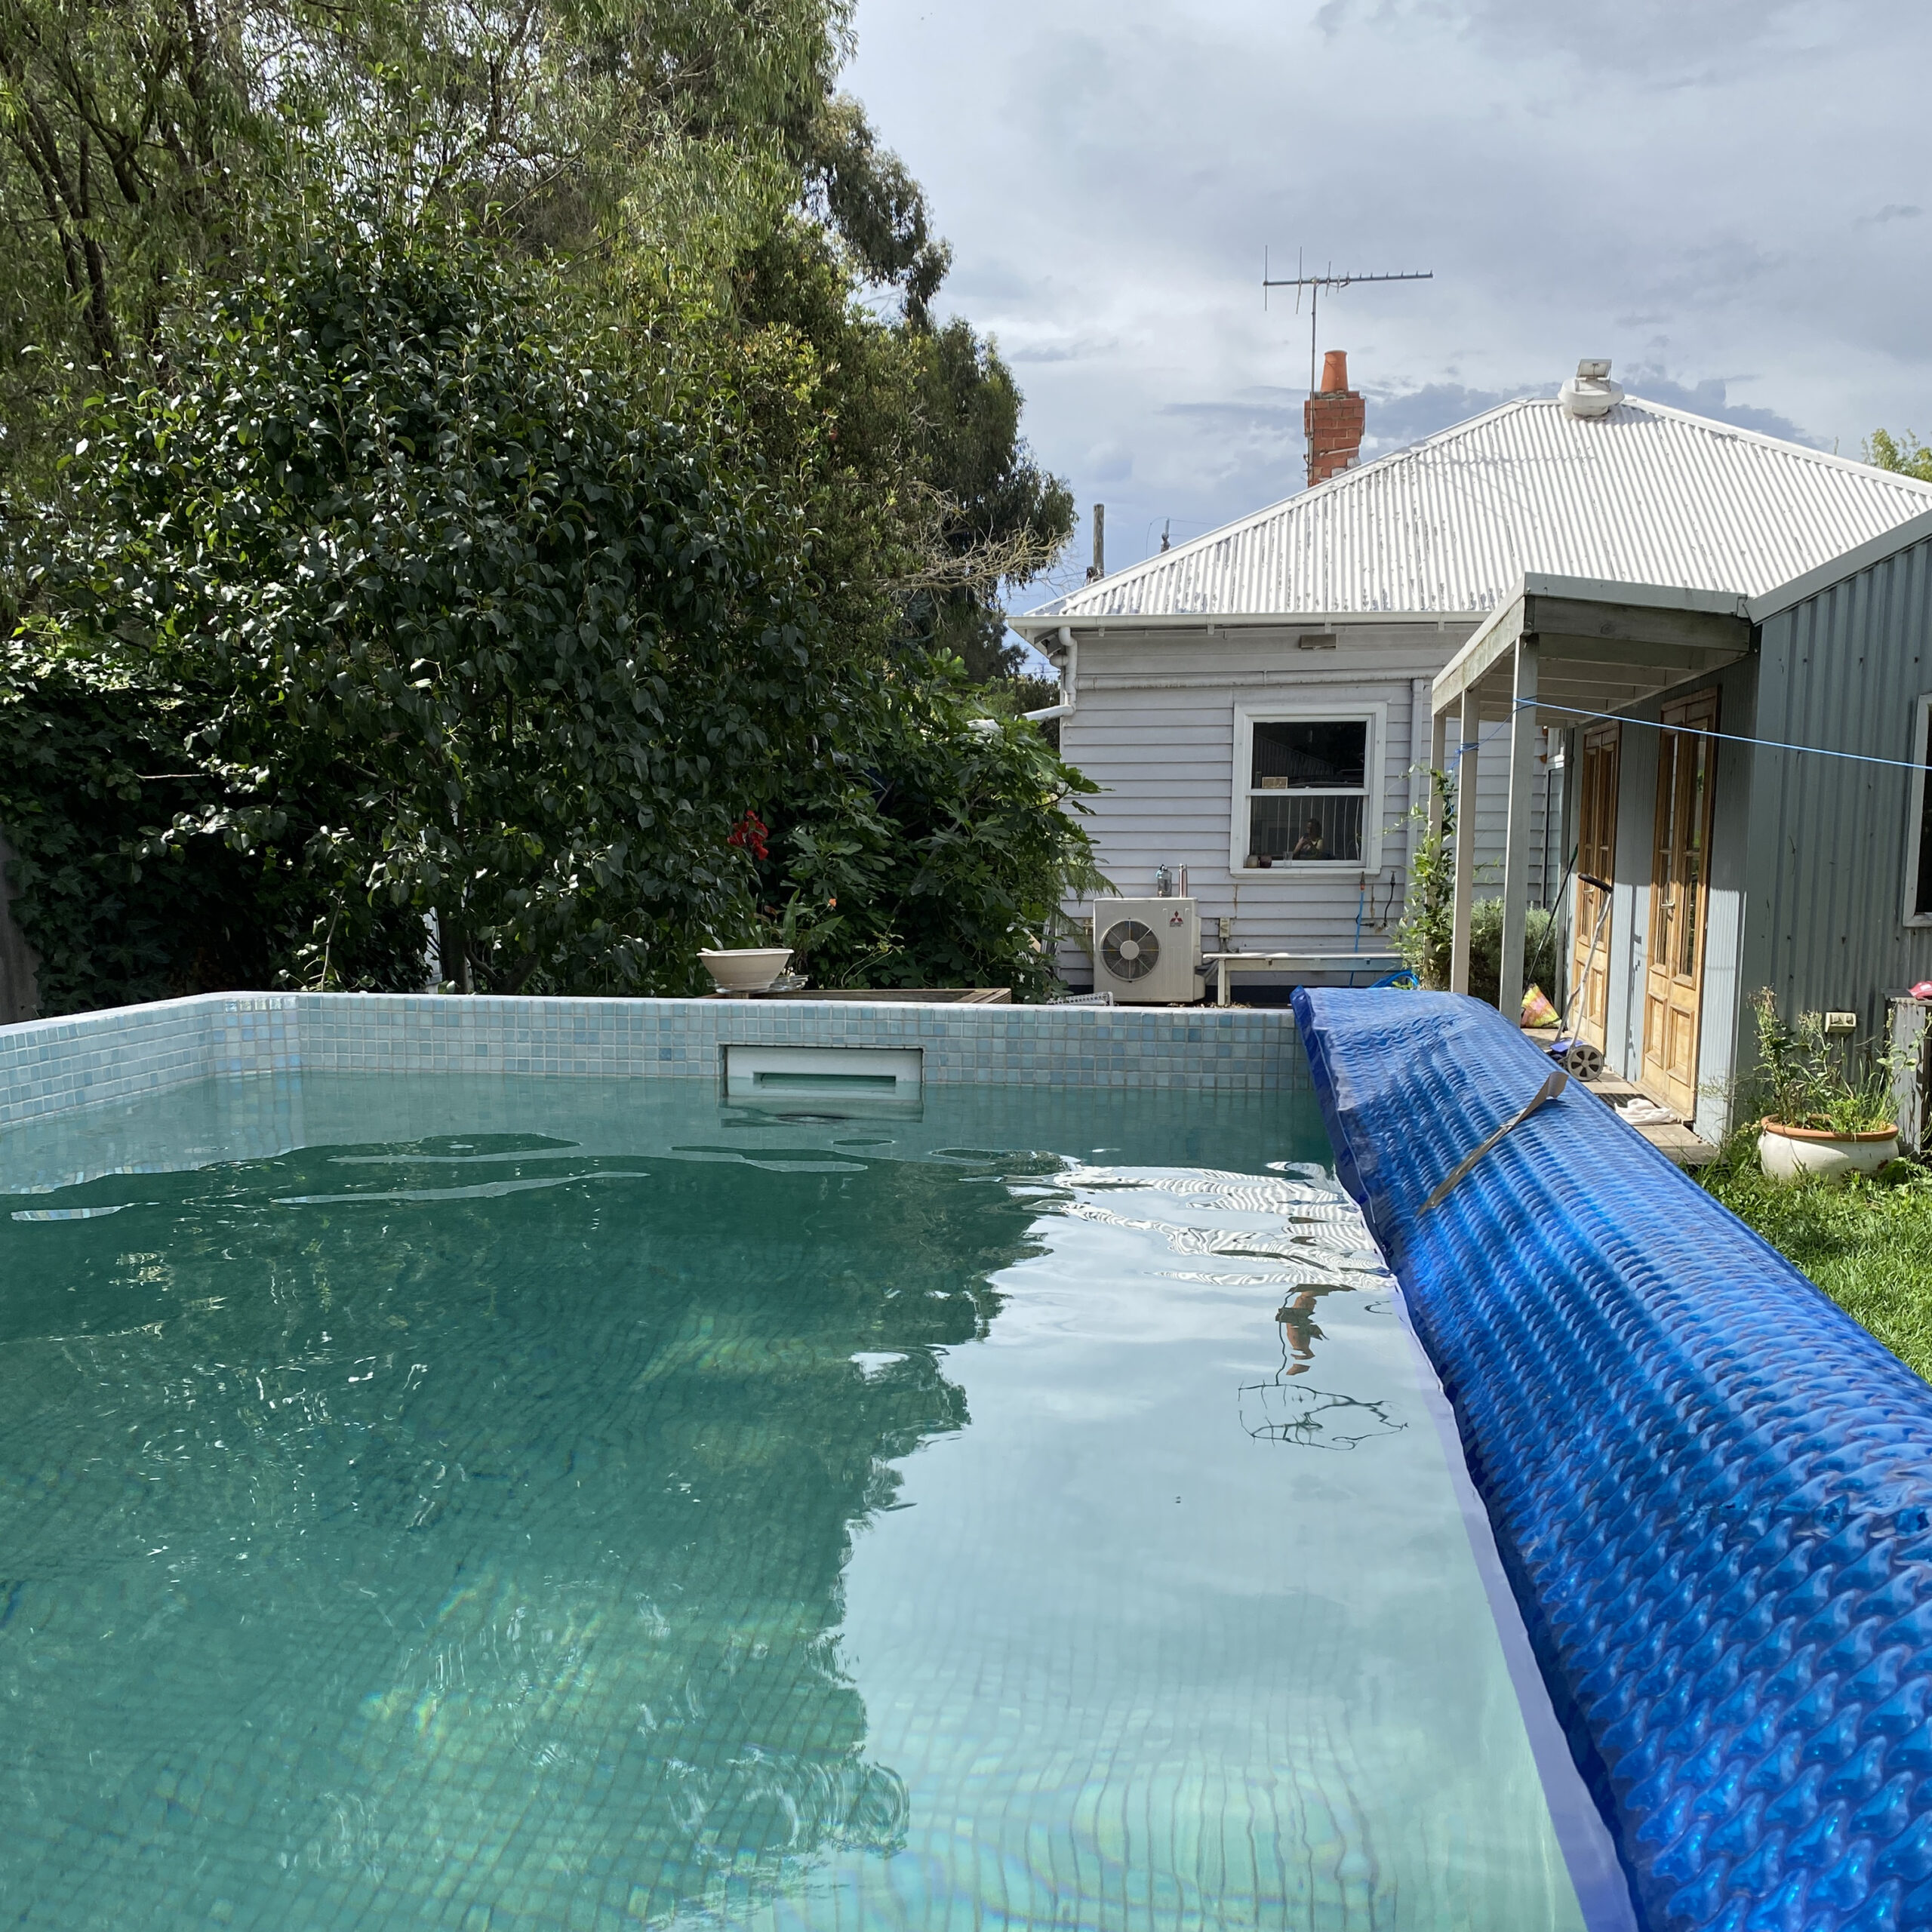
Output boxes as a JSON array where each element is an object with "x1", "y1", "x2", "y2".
[
  {"x1": 698, "y1": 947, "x2": 793, "y2": 995},
  {"x1": 1757, "y1": 1118, "x2": 1899, "y2": 1185}
]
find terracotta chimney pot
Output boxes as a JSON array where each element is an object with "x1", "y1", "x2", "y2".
[{"x1": 1319, "y1": 349, "x2": 1350, "y2": 395}]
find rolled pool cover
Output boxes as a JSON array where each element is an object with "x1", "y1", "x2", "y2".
[{"x1": 1295, "y1": 987, "x2": 1932, "y2": 1932}]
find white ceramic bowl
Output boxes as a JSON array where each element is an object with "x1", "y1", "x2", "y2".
[
  {"x1": 1758, "y1": 1119, "x2": 1899, "y2": 1184},
  {"x1": 698, "y1": 947, "x2": 794, "y2": 995}
]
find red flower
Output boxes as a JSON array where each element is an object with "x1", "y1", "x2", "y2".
[{"x1": 728, "y1": 811, "x2": 769, "y2": 861}]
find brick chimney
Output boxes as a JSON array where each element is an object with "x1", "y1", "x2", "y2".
[{"x1": 1303, "y1": 349, "x2": 1365, "y2": 486}]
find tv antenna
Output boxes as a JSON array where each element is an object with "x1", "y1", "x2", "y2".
[{"x1": 1263, "y1": 251, "x2": 1434, "y2": 398}]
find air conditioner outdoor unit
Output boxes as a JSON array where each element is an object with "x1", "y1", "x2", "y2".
[{"x1": 1091, "y1": 897, "x2": 1202, "y2": 1004}]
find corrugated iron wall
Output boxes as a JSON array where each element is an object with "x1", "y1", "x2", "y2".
[
  {"x1": 1561, "y1": 536, "x2": 1932, "y2": 1139},
  {"x1": 1746, "y1": 535, "x2": 1932, "y2": 1044}
]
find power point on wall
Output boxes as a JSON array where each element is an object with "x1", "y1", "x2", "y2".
[{"x1": 1823, "y1": 1011, "x2": 1858, "y2": 1035}]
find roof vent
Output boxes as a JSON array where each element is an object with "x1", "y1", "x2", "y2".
[{"x1": 1559, "y1": 358, "x2": 1624, "y2": 420}]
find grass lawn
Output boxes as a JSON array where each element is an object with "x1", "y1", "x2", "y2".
[{"x1": 1702, "y1": 1151, "x2": 1932, "y2": 1382}]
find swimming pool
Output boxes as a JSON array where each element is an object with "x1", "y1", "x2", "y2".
[{"x1": 1, "y1": 1066, "x2": 1607, "y2": 1929}]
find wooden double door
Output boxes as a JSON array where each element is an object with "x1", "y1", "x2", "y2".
[
  {"x1": 1567, "y1": 694, "x2": 1718, "y2": 1119},
  {"x1": 1641, "y1": 691, "x2": 1719, "y2": 1117}
]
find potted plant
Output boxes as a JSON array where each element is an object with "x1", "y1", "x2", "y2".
[
  {"x1": 1750, "y1": 990, "x2": 1907, "y2": 1183},
  {"x1": 699, "y1": 814, "x2": 796, "y2": 995},
  {"x1": 698, "y1": 887, "x2": 846, "y2": 996}
]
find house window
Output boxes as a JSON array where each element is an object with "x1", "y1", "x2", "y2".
[
  {"x1": 1908, "y1": 693, "x2": 1932, "y2": 922},
  {"x1": 1233, "y1": 706, "x2": 1383, "y2": 872}
]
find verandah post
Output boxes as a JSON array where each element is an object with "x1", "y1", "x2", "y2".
[
  {"x1": 1450, "y1": 684, "x2": 1479, "y2": 995},
  {"x1": 1499, "y1": 638, "x2": 1540, "y2": 1021}
]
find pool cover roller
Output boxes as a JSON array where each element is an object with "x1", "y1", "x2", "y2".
[{"x1": 1296, "y1": 988, "x2": 1932, "y2": 1932}]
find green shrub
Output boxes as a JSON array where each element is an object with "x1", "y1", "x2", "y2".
[
  {"x1": 1467, "y1": 897, "x2": 1556, "y2": 1011},
  {"x1": 7, "y1": 225, "x2": 835, "y2": 1004},
  {"x1": 2, "y1": 227, "x2": 1104, "y2": 1012},
  {"x1": 746, "y1": 656, "x2": 1105, "y2": 1001},
  {"x1": 1746, "y1": 989, "x2": 1909, "y2": 1133},
  {"x1": 1393, "y1": 770, "x2": 1454, "y2": 989}
]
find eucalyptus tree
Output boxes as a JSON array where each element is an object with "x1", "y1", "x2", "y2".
[{"x1": 0, "y1": 0, "x2": 1067, "y2": 653}]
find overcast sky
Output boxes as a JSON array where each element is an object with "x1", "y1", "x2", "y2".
[{"x1": 844, "y1": 0, "x2": 1932, "y2": 611}]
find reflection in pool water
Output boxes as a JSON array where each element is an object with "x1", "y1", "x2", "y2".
[{"x1": 0, "y1": 1077, "x2": 1590, "y2": 1930}]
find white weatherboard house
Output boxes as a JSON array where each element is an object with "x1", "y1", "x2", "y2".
[{"x1": 1012, "y1": 364, "x2": 1932, "y2": 1137}]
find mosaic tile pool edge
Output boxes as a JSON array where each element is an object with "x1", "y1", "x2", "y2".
[{"x1": 0, "y1": 992, "x2": 1309, "y2": 1126}]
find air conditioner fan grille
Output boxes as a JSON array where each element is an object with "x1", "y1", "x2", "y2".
[{"x1": 1101, "y1": 919, "x2": 1160, "y2": 982}]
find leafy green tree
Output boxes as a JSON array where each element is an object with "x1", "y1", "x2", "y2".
[
  {"x1": 1867, "y1": 429, "x2": 1932, "y2": 482},
  {"x1": 11, "y1": 224, "x2": 835, "y2": 999},
  {"x1": 0, "y1": 3, "x2": 1085, "y2": 1012},
  {"x1": 724, "y1": 214, "x2": 1071, "y2": 679},
  {"x1": 896, "y1": 319, "x2": 1075, "y2": 679},
  {"x1": 0, "y1": 1, "x2": 848, "y2": 481},
  {"x1": 0, "y1": 0, "x2": 1071, "y2": 660}
]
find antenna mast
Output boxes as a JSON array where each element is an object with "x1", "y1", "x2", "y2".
[{"x1": 1262, "y1": 251, "x2": 1434, "y2": 414}]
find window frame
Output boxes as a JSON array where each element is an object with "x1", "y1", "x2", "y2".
[
  {"x1": 1229, "y1": 701, "x2": 1386, "y2": 876},
  {"x1": 1904, "y1": 691, "x2": 1932, "y2": 927}
]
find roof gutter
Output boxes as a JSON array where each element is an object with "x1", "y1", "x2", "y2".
[
  {"x1": 1007, "y1": 609, "x2": 1470, "y2": 636},
  {"x1": 1023, "y1": 626, "x2": 1077, "y2": 722}
]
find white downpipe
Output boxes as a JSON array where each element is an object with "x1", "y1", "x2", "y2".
[{"x1": 1023, "y1": 626, "x2": 1078, "y2": 722}]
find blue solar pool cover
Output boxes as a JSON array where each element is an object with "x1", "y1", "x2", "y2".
[{"x1": 1294, "y1": 988, "x2": 1932, "y2": 1932}]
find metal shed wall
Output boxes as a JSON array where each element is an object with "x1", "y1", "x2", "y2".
[{"x1": 1745, "y1": 534, "x2": 1932, "y2": 1048}]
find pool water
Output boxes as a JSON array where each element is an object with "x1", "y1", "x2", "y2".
[{"x1": 0, "y1": 1075, "x2": 1590, "y2": 1930}]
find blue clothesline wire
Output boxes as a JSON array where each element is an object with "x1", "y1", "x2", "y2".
[{"x1": 1441, "y1": 697, "x2": 1929, "y2": 777}]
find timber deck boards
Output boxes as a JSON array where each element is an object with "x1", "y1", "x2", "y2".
[{"x1": 1522, "y1": 1026, "x2": 1718, "y2": 1167}]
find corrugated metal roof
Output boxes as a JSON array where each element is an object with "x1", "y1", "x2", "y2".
[{"x1": 1023, "y1": 396, "x2": 1932, "y2": 622}]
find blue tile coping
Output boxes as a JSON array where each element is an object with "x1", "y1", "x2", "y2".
[{"x1": 0, "y1": 992, "x2": 1309, "y2": 1128}]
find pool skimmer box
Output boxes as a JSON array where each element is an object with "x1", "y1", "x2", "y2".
[{"x1": 721, "y1": 1044, "x2": 924, "y2": 1116}]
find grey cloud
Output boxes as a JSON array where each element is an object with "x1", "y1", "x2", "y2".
[
  {"x1": 845, "y1": 0, "x2": 1932, "y2": 580},
  {"x1": 1358, "y1": 374, "x2": 1818, "y2": 451},
  {"x1": 1616, "y1": 372, "x2": 1820, "y2": 445},
  {"x1": 1084, "y1": 441, "x2": 1137, "y2": 485},
  {"x1": 1161, "y1": 398, "x2": 1302, "y2": 426},
  {"x1": 1007, "y1": 336, "x2": 1120, "y2": 365},
  {"x1": 1360, "y1": 383, "x2": 1534, "y2": 449},
  {"x1": 944, "y1": 258, "x2": 1042, "y2": 301},
  {"x1": 1615, "y1": 238, "x2": 1788, "y2": 310},
  {"x1": 1315, "y1": 0, "x2": 1860, "y2": 80},
  {"x1": 1152, "y1": 383, "x2": 1524, "y2": 479}
]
